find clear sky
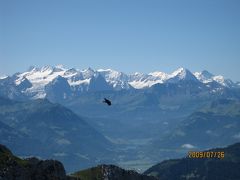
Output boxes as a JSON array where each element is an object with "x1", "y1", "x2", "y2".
[{"x1": 0, "y1": 0, "x2": 240, "y2": 81}]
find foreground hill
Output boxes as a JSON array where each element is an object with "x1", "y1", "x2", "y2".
[
  {"x1": 0, "y1": 144, "x2": 69, "y2": 180},
  {"x1": 144, "y1": 142, "x2": 240, "y2": 180}
]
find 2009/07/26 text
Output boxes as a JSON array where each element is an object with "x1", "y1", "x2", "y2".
[{"x1": 188, "y1": 151, "x2": 224, "y2": 159}]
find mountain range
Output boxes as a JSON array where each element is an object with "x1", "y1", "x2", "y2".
[
  {"x1": 1, "y1": 65, "x2": 240, "y2": 173},
  {"x1": 0, "y1": 65, "x2": 238, "y2": 101}
]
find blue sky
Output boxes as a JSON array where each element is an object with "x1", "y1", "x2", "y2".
[{"x1": 0, "y1": 0, "x2": 240, "y2": 81}]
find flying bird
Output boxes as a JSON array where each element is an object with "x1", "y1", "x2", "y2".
[{"x1": 103, "y1": 98, "x2": 111, "y2": 106}]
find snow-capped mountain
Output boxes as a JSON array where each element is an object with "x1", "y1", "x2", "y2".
[
  {"x1": 194, "y1": 70, "x2": 235, "y2": 87},
  {"x1": 167, "y1": 68, "x2": 199, "y2": 83},
  {"x1": 97, "y1": 69, "x2": 132, "y2": 90},
  {"x1": 128, "y1": 71, "x2": 169, "y2": 89},
  {"x1": 194, "y1": 70, "x2": 214, "y2": 83},
  {"x1": 0, "y1": 65, "x2": 238, "y2": 100}
]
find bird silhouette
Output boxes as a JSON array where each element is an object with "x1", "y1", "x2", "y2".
[{"x1": 103, "y1": 98, "x2": 111, "y2": 106}]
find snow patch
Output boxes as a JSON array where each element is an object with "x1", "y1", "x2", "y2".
[
  {"x1": 0, "y1": 75, "x2": 8, "y2": 79},
  {"x1": 181, "y1": 144, "x2": 196, "y2": 149}
]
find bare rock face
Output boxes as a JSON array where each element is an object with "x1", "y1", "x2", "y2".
[{"x1": 0, "y1": 144, "x2": 68, "y2": 180}]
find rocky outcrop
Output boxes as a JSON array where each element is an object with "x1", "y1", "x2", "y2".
[{"x1": 0, "y1": 144, "x2": 68, "y2": 180}]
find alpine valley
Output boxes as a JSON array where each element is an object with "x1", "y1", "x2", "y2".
[{"x1": 0, "y1": 65, "x2": 240, "y2": 174}]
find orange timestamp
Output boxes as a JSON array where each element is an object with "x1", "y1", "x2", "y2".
[{"x1": 188, "y1": 151, "x2": 224, "y2": 159}]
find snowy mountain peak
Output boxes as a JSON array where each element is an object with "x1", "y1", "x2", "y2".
[
  {"x1": 97, "y1": 68, "x2": 113, "y2": 72},
  {"x1": 148, "y1": 71, "x2": 169, "y2": 81},
  {"x1": 27, "y1": 66, "x2": 40, "y2": 73},
  {"x1": 134, "y1": 72, "x2": 141, "y2": 75},
  {"x1": 27, "y1": 66, "x2": 37, "y2": 72},
  {"x1": 97, "y1": 69, "x2": 130, "y2": 90},
  {"x1": 168, "y1": 67, "x2": 198, "y2": 82},
  {"x1": 194, "y1": 70, "x2": 235, "y2": 87},
  {"x1": 81, "y1": 67, "x2": 96, "y2": 79},
  {"x1": 194, "y1": 70, "x2": 214, "y2": 83},
  {"x1": 98, "y1": 69, "x2": 126, "y2": 79},
  {"x1": 84, "y1": 67, "x2": 95, "y2": 72},
  {"x1": 55, "y1": 64, "x2": 66, "y2": 70},
  {"x1": 201, "y1": 70, "x2": 214, "y2": 78},
  {"x1": 171, "y1": 67, "x2": 188, "y2": 77},
  {"x1": 98, "y1": 68, "x2": 116, "y2": 76},
  {"x1": 212, "y1": 75, "x2": 234, "y2": 87},
  {"x1": 149, "y1": 71, "x2": 167, "y2": 76},
  {"x1": 40, "y1": 65, "x2": 53, "y2": 72},
  {"x1": 64, "y1": 68, "x2": 78, "y2": 76}
]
